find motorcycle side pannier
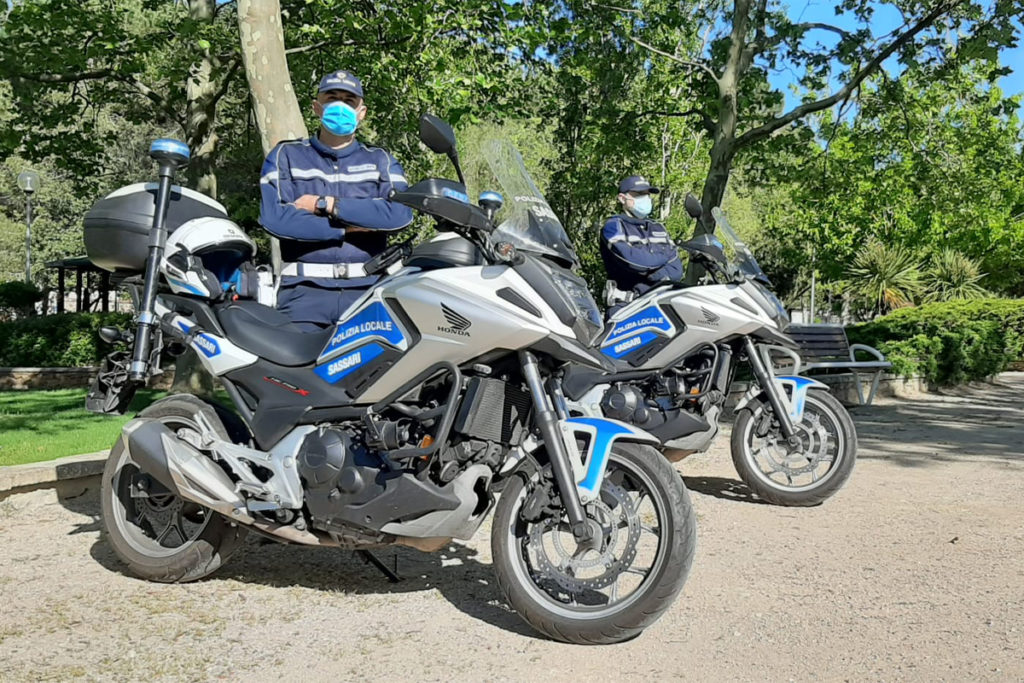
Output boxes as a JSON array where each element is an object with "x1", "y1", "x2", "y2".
[{"x1": 84, "y1": 183, "x2": 228, "y2": 273}]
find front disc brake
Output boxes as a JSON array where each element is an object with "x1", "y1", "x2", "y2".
[{"x1": 527, "y1": 481, "x2": 641, "y2": 593}]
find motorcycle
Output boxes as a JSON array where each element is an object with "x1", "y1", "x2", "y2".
[
  {"x1": 84, "y1": 116, "x2": 696, "y2": 644},
  {"x1": 566, "y1": 195, "x2": 857, "y2": 507}
]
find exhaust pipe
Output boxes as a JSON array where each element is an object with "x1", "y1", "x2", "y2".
[
  {"x1": 122, "y1": 419, "x2": 253, "y2": 524},
  {"x1": 121, "y1": 419, "x2": 452, "y2": 551}
]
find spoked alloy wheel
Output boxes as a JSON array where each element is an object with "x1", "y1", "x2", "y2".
[
  {"x1": 731, "y1": 389, "x2": 857, "y2": 507},
  {"x1": 492, "y1": 443, "x2": 696, "y2": 644},
  {"x1": 100, "y1": 396, "x2": 247, "y2": 582}
]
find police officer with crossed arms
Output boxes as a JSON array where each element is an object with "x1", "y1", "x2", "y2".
[
  {"x1": 599, "y1": 175, "x2": 682, "y2": 308},
  {"x1": 259, "y1": 69, "x2": 413, "y2": 331}
]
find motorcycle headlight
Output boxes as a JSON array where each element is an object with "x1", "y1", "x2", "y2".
[{"x1": 550, "y1": 270, "x2": 603, "y2": 345}]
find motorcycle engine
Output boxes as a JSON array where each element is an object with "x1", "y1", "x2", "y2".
[
  {"x1": 598, "y1": 380, "x2": 710, "y2": 443},
  {"x1": 600, "y1": 385, "x2": 650, "y2": 424}
]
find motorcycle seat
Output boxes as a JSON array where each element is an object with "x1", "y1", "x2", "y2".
[{"x1": 216, "y1": 300, "x2": 332, "y2": 367}]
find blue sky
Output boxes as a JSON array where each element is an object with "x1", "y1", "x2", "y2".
[{"x1": 770, "y1": 1, "x2": 1024, "y2": 110}]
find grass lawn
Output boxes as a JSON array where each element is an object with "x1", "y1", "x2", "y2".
[{"x1": 0, "y1": 388, "x2": 167, "y2": 467}]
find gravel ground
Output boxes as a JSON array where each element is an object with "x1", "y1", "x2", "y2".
[{"x1": 2, "y1": 374, "x2": 1023, "y2": 682}]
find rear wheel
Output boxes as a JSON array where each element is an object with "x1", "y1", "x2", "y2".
[
  {"x1": 731, "y1": 389, "x2": 857, "y2": 506},
  {"x1": 491, "y1": 443, "x2": 696, "y2": 644},
  {"x1": 100, "y1": 395, "x2": 248, "y2": 582}
]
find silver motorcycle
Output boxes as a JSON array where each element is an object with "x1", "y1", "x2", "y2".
[
  {"x1": 85, "y1": 117, "x2": 696, "y2": 644},
  {"x1": 568, "y1": 196, "x2": 857, "y2": 507}
]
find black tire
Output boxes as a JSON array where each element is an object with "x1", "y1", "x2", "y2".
[
  {"x1": 491, "y1": 443, "x2": 696, "y2": 644},
  {"x1": 100, "y1": 394, "x2": 248, "y2": 583},
  {"x1": 731, "y1": 389, "x2": 857, "y2": 507}
]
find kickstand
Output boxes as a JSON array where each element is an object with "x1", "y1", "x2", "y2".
[{"x1": 356, "y1": 549, "x2": 401, "y2": 583}]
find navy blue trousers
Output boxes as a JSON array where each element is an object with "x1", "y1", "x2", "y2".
[{"x1": 278, "y1": 283, "x2": 368, "y2": 331}]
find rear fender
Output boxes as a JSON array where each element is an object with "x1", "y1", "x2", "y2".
[
  {"x1": 560, "y1": 417, "x2": 660, "y2": 504},
  {"x1": 734, "y1": 375, "x2": 827, "y2": 422}
]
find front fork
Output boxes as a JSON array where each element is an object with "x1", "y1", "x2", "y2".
[
  {"x1": 520, "y1": 351, "x2": 594, "y2": 544},
  {"x1": 743, "y1": 337, "x2": 800, "y2": 444}
]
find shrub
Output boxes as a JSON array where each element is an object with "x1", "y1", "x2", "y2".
[
  {"x1": 0, "y1": 281, "x2": 43, "y2": 320},
  {"x1": 0, "y1": 312, "x2": 132, "y2": 367},
  {"x1": 847, "y1": 299, "x2": 1024, "y2": 385}
]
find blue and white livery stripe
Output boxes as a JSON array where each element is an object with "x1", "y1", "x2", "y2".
[
  {"x1": 561, "y1": 417, "x2": 659, "y2": 503},
  {"x1": 774, "y1": 375, "x2": 827, "y2": 421},
  {"x1": 601, "y1": 330, "x2": 659, "y2": 359},
  {"x1": 313, "y1": 343, "x2": 384, "y2": 383},
  {"x1": 318, "y1": 300, "x2": 407, "y2": 361},
  {"x1": 604, "y1": 304, "x2": 675, "y2": 344},
  {"x1": 176, "y1": 320, "x2": 220, "y2": 358}
]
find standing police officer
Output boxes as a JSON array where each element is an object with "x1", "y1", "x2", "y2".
[
  {"x1": 599, "y1": 175, "x2": 682, "y2": 299},
  {"x1": 259, "y1": 69, "x2": 413, "y2": 331}
]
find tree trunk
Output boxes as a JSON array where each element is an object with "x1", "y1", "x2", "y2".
[
  {"x1": 184, "y1": 0, "x2": 222, "y2": 199},
  {"x1": 238, "y1": 0, "x2": 308, "y2": 156},
  {"x1": 237, "y1": 0, "x2": 308, "y2": 274},
  {"x1": 171, "y1": 349, "x2": 216, "y2": 397},
  {"x1": 693, "y1": 0, "x2": 751, "y2": 236},
  {"x1": 698, "y1": 137, "x2": 735, "y2": 233}
]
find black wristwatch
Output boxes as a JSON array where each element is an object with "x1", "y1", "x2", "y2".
[{"x1": 314, "y1": 195, "x2": 329, "y2": 216}]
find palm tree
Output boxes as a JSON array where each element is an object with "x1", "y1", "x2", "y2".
[
  {"x1": 845, "y1": 239, "x2": 924, "y2": 317},
  {"x1": 923, "y1": 248, "x2": 989, "y2": 302}
]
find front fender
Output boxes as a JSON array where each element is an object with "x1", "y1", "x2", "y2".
[
  {"x1": 561, "y1": 417, "x2": 659, "y2": 504},
  {"x1": 734, "y1": 375, "x2": 828, "y2": 422}
]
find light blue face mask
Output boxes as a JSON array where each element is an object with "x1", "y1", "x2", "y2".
[
  {"x1": 629, "y1": 194, "x2": 653, "y2": 219},
  {"x1": 320, "y1": 101, "x2": 359, "y2": 136}
]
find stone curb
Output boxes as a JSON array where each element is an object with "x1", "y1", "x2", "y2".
[{"x1": 0, "y1": 451, "x2": 108, "y2": 497}]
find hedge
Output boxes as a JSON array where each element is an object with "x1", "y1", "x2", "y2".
[
  {"x1": 0, "y1": 312, "x2": 132, "y2": 367},
  {"x1": 846, "y1": 299, "x2": 1024, "y2": 386}
]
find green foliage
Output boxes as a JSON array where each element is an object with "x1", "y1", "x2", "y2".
[
  {"x1": 0, "y1": 281, "x2": 42, "y2": 319},
  {"x1": 924, "y1": 249, "x2": 990, "y2": 302},
  {"x1": 847, "y1": 300, "x2": 1024, "y2": 385},
  {"x1": 845, "y1": 239, "x2": 924, "y2": 316},
  {"x1": 780, "y1": 64, "x2": 1024, "y2": 297},
  {"x1": 0, "y1": 312, "x2": 131, "y2": 367}
]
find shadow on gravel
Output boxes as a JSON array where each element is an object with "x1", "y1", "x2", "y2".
[
  {"x1": 66, "y1": 487, "x2": 539, "y2": 639},
  {"x1": 850, "y1": 375, "x2": 1024, "y2": 467},
  {"x1": 681, "y1": 475, "x2": 767, "y2": 505}
]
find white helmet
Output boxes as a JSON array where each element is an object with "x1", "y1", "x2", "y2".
[{"x1": 161, "y1": 216, "x2": 256, "y2": 299}]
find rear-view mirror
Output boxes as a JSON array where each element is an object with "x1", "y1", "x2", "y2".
[
  {"x1": 419, "y1": 114, "x2": 457, "y2": 155},
  {"x1": 684, "y1": 193, "x2": 703, "y2": 220}
]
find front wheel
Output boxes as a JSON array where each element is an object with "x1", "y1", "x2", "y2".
[
  {"x1": 731, "y1": 389, "x2": 857, "y2": 506},
  {"x1": 491, "y1": 443, "x2": 696, "y2": 644}
]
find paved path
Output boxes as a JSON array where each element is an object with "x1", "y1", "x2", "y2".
[{"x1": 2, "y1": 375, "x2": 1023, "y2": 681}]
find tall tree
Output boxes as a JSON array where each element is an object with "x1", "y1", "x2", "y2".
[
  {"x1": 0, "y1": 0, "x2": 243, "y2": 197},
  {"x1": 619, "y1": 0, "x2": 1024, "y2": 233},
  {"x1": 238, "y1": 0, "x2": 308, "y2": 156}
]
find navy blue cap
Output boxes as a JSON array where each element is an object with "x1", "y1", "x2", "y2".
[
  {"x1": 618, "y1": 175, "x2": 660, "y2": 194},
  {"x1": 318, "y1": 69, "x2": 364, "y2": 97}
]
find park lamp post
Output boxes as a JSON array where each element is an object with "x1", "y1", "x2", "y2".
[{"x1": 16, "y1": 170, "x2": 40, "y2": 284}]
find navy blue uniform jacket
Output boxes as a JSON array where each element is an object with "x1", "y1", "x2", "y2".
[
  {"x1": 600, "y1": 214, "x2": 682, "y2": 293},
  {"x1": 259, "y1": 136, "x2": 413, "y2": 324}
]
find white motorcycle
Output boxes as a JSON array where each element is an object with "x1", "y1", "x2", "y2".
[
  {"x1": 84, "y1": 117, "x2": 697, "y2": 644},
  {"x1": 566, "y1": 196, "x2": 857, "y2": 507}
]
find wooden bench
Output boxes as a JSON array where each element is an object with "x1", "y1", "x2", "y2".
[{"x1": 784, "y1": 324, "x2": 892, "y2": 405}]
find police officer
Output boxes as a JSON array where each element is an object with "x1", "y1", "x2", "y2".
[
  {"x1": 259, "y1": 69, "x2": 414, "y2": 331},
  {"x1": 599, "y1": 175, "x2": 682, "y2": 298}
]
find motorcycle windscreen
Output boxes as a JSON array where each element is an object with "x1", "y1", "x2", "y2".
[{"x1": 481, "y1": 138, "x2": 578, "y2": 268}]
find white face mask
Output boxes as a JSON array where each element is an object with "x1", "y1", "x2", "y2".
[{"x1": 628, "y1": 194, "x2": 652, "y2": 218}]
